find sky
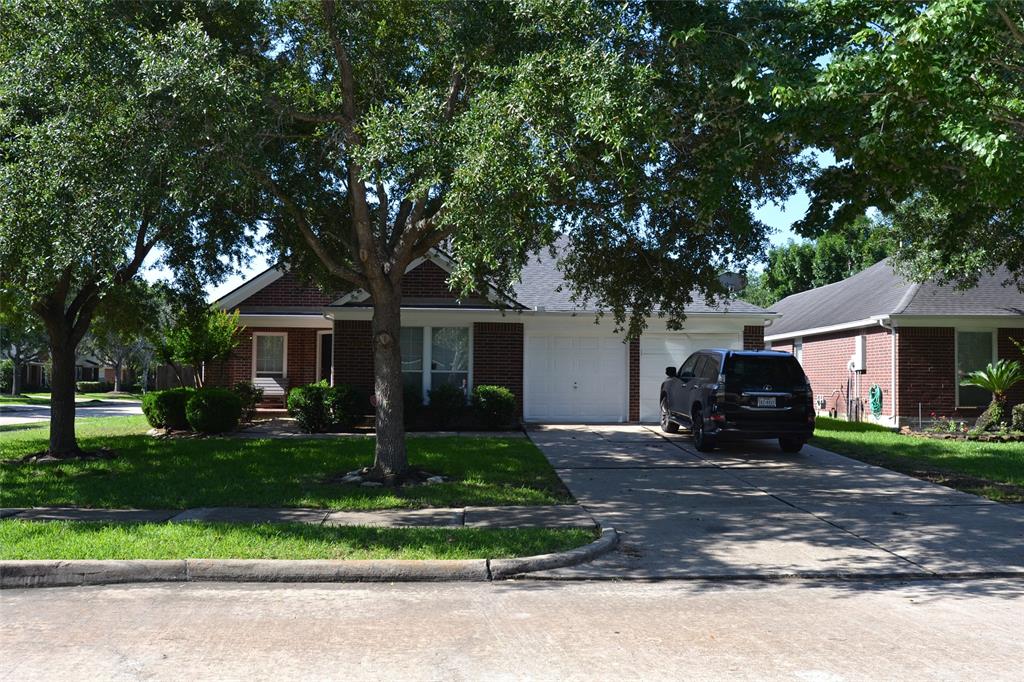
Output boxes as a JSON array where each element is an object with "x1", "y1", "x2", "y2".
[{"x1": 142, "y1": 189, "x2": 812, "y2": 303}]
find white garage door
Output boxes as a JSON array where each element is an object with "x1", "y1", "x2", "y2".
[
  {"x1": 525, "y1": 335, "x2": 627, "y2": 422},
  {"x1": 639, "y1": 333, "x2": 741, "y2": 422}
]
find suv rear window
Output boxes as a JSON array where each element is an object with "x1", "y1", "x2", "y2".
[{"x1": 725, "y1": 355, "x2": 805, "y2": 390}]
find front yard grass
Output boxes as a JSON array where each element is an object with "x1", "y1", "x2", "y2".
[
  {"x1": 0, "y1": 520, "x2": 594, "y2": 560},
  {"x1": 0, "y1": 391, "x2": 143, "y2": 406},
  {"x1": 811, "y1": 417, "x2": 1024, "y2": 503},
  {"x1": 0, "y1": 416, "x2": 572, "y2": 509}
]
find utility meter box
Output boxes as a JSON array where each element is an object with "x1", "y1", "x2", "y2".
[{"x1": 849, "y1": 334, "x2": 867, "y2": 372}]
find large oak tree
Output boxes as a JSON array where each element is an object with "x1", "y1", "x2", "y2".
[
  {"x1": 248, "y1": 0, "x2": 818, "y2": 480},
  {"x1": 0, "y1": 1, "x2": 258, "y2": 456}
]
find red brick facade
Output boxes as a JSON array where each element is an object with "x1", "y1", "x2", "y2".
[
  {"x1": 793, "y1": 326, "x2": 895, "y2": 420},
  {"x1": 999, "y1": 327, "x2": 1024, "y2": 408},
  {"x1": 206, "y1": 327, "x2": 320, "y2": 396},
  {"x1": 333, "y1": 320, "x2": 374, "y2": 396},
  {"x1": 472, "y1": 322, "x2": 524, "y2": 416},
  {"x1": 237, "y1": 271, "x2": 345, "y2": 309},
  {"x1": 896, "y1": 327, "x2": 959, "y2": 419},
  {"x1": 742, "y1": 325, "x2": 765, "y2": 350},
  {"x1": 628, "y1": 339, "x2": 640, "y2": 422}
]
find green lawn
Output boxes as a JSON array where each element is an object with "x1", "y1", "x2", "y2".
[
  {"x1": 0, "y1": 520, "x2": 593, "y2": 560},
  {"x1": 812, "y1": 417, "x2": 1024, "y2": 502},
  {"x1": 0, "y1": 392, "x2": 142, "y2": 406},
  {"x1": 0, "y1": 416, "x2": 572, "y2": 509}
]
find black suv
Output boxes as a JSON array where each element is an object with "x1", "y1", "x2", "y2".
[{"x1": 659, "y1": 349, "x2": 815, "y2": 452}]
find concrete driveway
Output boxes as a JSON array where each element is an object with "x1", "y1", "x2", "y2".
[
  {"x1": 0, "y1": 401, "x2": 142, "y2": 426},
  {"x1": 529, "y1": 425, "x2": 1024, "y2": 579}
]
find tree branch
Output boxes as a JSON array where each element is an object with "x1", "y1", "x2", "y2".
[
  {"x1": 322, "y1": 0, "x2": 357, "y2": 133},
  {"x1": 996, "y1": 4, "x2": 1024, "y2": 46}
]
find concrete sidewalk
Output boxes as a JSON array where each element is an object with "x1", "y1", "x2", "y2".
[
  {"x1": 527, "y1": 424, "x2": 1024, "y2": 578},
  {"x1": 1, "y1": 504, "x2": 597, "y2": 529}
]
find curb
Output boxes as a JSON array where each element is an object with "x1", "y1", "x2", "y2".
[{"x1": 0, "y1": 528, "x2": 619, "y2": 589}]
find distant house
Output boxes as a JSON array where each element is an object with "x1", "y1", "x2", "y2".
[
  {"x1": 210, "y1": 246, "x2": 775, "y2": 423},
  {"x1": 766, "y1": 259, "x2": 1024, "y2": 427}
]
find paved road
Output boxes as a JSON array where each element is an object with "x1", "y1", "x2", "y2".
[
  {"x1": 2, "y1": 580, "x2": 1022, "y2": 681},
  {"x1": 528, "y1": 425, "x2": 1024, "y2": 578},
  {"x1": 0, "y1": 400, "x2": 142, "y2": 426}
]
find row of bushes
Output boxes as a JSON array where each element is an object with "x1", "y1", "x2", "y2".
[
  {"x1": 142, "y1": 382, "x2": 263, "y2": 434},
  {"x1": 286, "y1": 380, "x2": 517, "y2": 433}
]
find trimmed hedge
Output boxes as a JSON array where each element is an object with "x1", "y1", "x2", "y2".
[
  {"x1": 428, "y1": 383, "x2": 466, "y2": 429},
  {"x1": 472, "y1": 385, "x2": 518, "y2": 430},
  {"x1": 141, "y1": 388, "x2": 194, "y2": 430},
  {"x1": 0, "y1": 358, "x2": 12, "y2": 394},
  {"x1": 1013, "y1": 404, "x2": 1024, "y2": 432},
  {"x1": 76, "y1": 381, "x2": 112, "y2": 393},
  {"x1": 186, "y1": 388, "x2": 242, "y2": 433},
  {"x1": 287, "y1": 381, "x2": 363, "y2": 433}
]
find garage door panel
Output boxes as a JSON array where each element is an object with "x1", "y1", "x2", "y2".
[
  {"x1": 639, "y1": 333, "x2": 741, "y2": 422},
  {"x1": 525, "y1": 334, "x2": 626, "y2": 422}
]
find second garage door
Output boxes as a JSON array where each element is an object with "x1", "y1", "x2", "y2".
[
  {"x1": 639, "y1": 333, "x2": 741, "y2": 422},
  {"x1": 524, "y1": 335, "x2": 627, "y2": 422}
]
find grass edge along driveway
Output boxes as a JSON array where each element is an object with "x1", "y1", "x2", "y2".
[
  {"x1": 0, "y1": 416, "x2": 573, "y2": 510},
  {"x1": 811, "y1": 417, "x2": 1024, "y2": 503}
]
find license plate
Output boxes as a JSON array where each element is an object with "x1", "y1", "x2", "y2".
[{"x1": 757, "y1": 397, "x2": 776, "y2": 408}]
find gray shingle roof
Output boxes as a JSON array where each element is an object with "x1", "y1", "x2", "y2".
[
  {"x1": 768, "y1": 258, "x2": 1024, "y2": 338},
  {"x1": 512, "y1": 241, "x2": 770, "y2": 315}
]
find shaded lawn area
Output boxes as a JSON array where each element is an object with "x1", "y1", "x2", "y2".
[
  {"x1": 0, "y1": 520, "x2": 594, "y2": 560},
  {"x1": 0, "y1": 392, "x2": 143, "y2": 406},
  {"x1": 0, "y1": 416, "x2": 572, "y2": 509},
  {"x1": 811, "y1": 417, "x2": 1024, "y2": 503}
]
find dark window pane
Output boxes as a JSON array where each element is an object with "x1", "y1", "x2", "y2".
[
  {"x1": 431, "y1": 327, "x2": 469, "y2": 372},
  {"x1": 401, "y1": 327, "x2": 423, "y2": 373},
  {"x1": 725, "y1": 356, "x2": 805, "y2": 390}
]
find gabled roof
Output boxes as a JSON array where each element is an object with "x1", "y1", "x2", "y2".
[
  {"x1": 513, "y1": 239, "x2": 771, "y2": 315},
  {"x1": 767, "y1": 258, "x2": 1024, "y2": 339}
]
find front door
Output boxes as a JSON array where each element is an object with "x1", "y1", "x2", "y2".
[{"x1": 319, "y1": 333, "x2": 333, "y2": 383}]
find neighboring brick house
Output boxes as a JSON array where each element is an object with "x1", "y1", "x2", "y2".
[
  {"x1": 211, "y1": 247, "x2": 774, "y2": 423},
  {"x1": 766, "y1": 259, "x2": 1024, "y2": 427}
]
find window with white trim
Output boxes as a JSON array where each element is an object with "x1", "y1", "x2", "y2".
[
  {"x1": 400, "y1": 326, "x2": 470, "y2": 402},
  {"x1": 254, "y1": 333, "x2": 286, "y2": 378},
  {"x1": 956, "y1": 330, "x2": 994, "y2": 407}
]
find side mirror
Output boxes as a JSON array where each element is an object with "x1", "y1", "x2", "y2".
[{"x1": 665, "y1": 366, "x2": 677, "y2": 378}]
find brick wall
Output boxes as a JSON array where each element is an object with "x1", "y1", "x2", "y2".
[
  {"x1": 472, "y1": 322, "x2": 524, "y2": 416},
  {"x1": 797, "y1": 326, "x2": 894, "y2": 419},
  {"x1": 238, "y1": 271, "x2": 346, "y2": 308},
  {"x1": 896, "y1": 326, "x2": 963, "y2": 419},
  {"x1": 998, "y1": 327, "x2": 1024, "y2": 407},
  {"x1": 628, "y1": 339, "x2": 640, "y2": 422},
  {"x1": 206, "y1": 327, "x2": 319, "y2": 393},
  {"x1": 333, "y1": 320, "x2": 374, "y2": 396},
  {"x1": 742, "y1": 325, "x2": 765, "y2": 350}
]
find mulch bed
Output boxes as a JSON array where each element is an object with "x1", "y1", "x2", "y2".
[{"x1": 15, "y1": 448, "x2": 118, "y2": 465}]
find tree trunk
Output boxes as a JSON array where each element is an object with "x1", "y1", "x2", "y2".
[
  {"x1": 11, "y1": 359, "x2": 22, "y2": 396},
  {"x1": 113, "y1": 360, "x2": 122, "y2": 392},
  {"x1": 47, "y1": 339, "x2": 80, "y2": 456},
  {"x1": 370, "y1": 290, "x2": 408, "y2": 480}
]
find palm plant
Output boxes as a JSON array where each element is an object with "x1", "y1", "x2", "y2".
[{"x1": 960, "y1": 359, "x2": 1024, "y2": 404}]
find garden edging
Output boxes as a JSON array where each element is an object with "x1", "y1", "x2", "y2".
[{"x1": 0, "y1": 527, "x2": 618, "y2": 589}]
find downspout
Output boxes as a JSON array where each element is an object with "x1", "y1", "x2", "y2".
[{"x1": 877, "y1": 316, "x2": 896, "y2": 426}]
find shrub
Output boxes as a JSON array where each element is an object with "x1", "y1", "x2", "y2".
[
  {"x1": 0, "y1": 358, "x2": 12, "y2": 394},
  {"x1": 186, "y1": 388, "x2": 242, "y2": 433},
  {"x1": 142, "y1": 388, "x2": 194, "y2": 430},
  {"x1": 472, "y1": 385, "x2": 518, "y2": 430},
  {"x1": 76, "y1": 381, "x2": 112, "y2": 393},
  {"x1": 404, "y1": 383, "x2": 423, "y2": 427},
  {"x1": 233, "y1": 381, "x2": 264, "y2": 423},
  {"x1": 1013, "y1": 404, "x2": 1024, "y2": 432},
  {"x1": 287, "y1": 381, "x2": 334, "y2": 433},
  {"x1": 428, "y1": 383, "x2": 466, "y2": 429},
  {"x1": 326, "y1": 383, "x2": 363, "y2": 430},
  {"x1": 973, "y1": 400, "x2": 1004, "y2": 433}
]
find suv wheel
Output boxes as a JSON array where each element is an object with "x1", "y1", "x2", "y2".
[
  {"x1": 692, "y1": 407, "x2": 716, "y2": 452},
  {"x1": 779, "y1": 437, "x2": 805, "y2": 453},
  {"x1": 660, "y1": 400, "x2": 679, "y2": 433}
]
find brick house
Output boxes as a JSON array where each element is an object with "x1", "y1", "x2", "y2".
[
  {"x1": 766, "y1": 259, "x2": 1024, "y2": 427},
  {"x1": 210, "y1": 247, "x2": 774, "y2": 423}
]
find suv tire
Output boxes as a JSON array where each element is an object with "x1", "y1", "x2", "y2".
[
  {"x1": 660, "y1": 400, "x2": 679, "y2": 433},
  {"x1": 779, "y1": 436, "x2": 805, "y2": 453},
  {"x1": 692, "y1": 407, "x2": 717, "y2": 452}
]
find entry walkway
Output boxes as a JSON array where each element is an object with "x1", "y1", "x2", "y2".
[
  {"x1": 0, "y1": 505, "x2": 596, "y2": 529},
  {"x1": 527, "y1": 424, "x2": 1024, "y2": 578}
]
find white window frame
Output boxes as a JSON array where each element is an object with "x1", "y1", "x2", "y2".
[
  {"x1": 252, "y1": 332, "x2": 288, "y2": 379},
  {"x1": 316, "y1": 329, "x2": 333, "y2": 384},
  {"x1": 793, "y1": 337, "x2": 803, "y2": 365},
  {"x1": 954, "y1": 327, "x2": 996, "y2": 408},
  {"x1": 403, "y1": 325, "x2": 473, "y2": 403}
]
